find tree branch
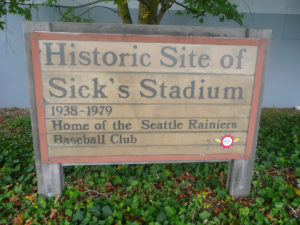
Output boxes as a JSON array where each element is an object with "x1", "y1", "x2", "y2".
[
  {"x1": 57, "y1": 6, "x2": 69, "y2": 20},
  {"x1": 1, "y1": 0, "x2": 107, "y2": 9},
  {"x1": 53, "y1": 0, "x2": 108, "y2": 9},
  {"x1": 173, "y1": 0, "x2": 204, "y2": 15},
  {"x1": 157, "y1": 0, "x2": 173, "y2": 24},
  {"x1": 77, "y1": 5, "x2": 117, "y2": 17}
]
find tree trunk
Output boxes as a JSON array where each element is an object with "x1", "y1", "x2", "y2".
[
  {"x1": 117, "y1": 0, "x2": 172, "y2": 25},
  {"x1": 117, "y1": 1, "x2": 133, "y2": 24},
  {"x1": 138, "y1": 0, "x2": 159, "y2": 24}
]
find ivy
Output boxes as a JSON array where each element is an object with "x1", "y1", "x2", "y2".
[{"x1": 0, "y1": 108, "x2": 299, "y2": 224}]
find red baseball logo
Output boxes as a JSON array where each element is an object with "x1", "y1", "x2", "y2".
[{"x1": 215, "y1": 135, "x2": 240, "y2": 149}]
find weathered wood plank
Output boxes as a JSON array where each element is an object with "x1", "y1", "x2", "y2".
[
  {"x1": 227, "y1": 28, "x2": 272, "y2": 197},
  {"x1": 23, "y1": 22, "x2": 64, "y2": 197}
]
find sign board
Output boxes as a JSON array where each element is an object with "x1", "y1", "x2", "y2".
[
  {"x1": 30, "y1": 32, "x2": 265, "y2": 164},
  {"x1": 24, "y1": 22, "x2": 271, "y2": 197}
]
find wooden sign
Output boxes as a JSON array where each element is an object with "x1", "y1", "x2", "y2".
[
  {"x1": 24, "y1": 22, "x2": 271, "y2": 197},
  {"x1": 30, "y1": 32, "x2": 265, "y2": 164}
]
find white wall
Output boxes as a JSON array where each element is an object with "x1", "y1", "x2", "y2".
[{"x1": 0, "y1": 4, "x2": 300, "y2": 108}]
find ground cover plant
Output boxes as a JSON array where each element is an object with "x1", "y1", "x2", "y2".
[{"x1": 0, "y1": 107, "x2": 299, "y2": 224}]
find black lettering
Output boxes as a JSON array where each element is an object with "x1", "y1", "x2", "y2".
[
  {"x1": 189, "y1": 50, "x2": 196, "y2": 67},
  {"x1": 223, "y1": 87, "x2": 243, "y2": 99},
  {"x1": 70, "y1": 46, "x2": 76, "y2": 66},
  {"x1": 92, "y1": 78, "x2": 107, "y2": 98},
  {"x1": 140, "y1": 53, "x2": 151, "y2": 67},
  {"x1": 119, "y1": 53, "x2": 130, "y2": 66},
  {"x1": 141, "y1": 120, "x2": 150, "y2": 129},
  {"x1": 220, "y1": 54, "x2": 234, "y2": 68},
  {"x1": 188, "y1": 120, "x2": 197, "y2": 129},
  {"x1": 103, "y1": 51, "x2": 117, "y2": 66},
  {"x1": 169, "y1": 86, "x2": 181, "y2": 99},
  {"x1": 70, "y1": 84, "x2": 77, "y2": 98},
  {"x1": 79, "y1": 85, "x2": 90, "y2": 98},
  {"x1": 220, "y1": 123, "x2": 227, "y2": 129},
  {"x1": 160, "y1": 46, "x2": 177, "y2": 67},
  {"x1": 93, "y1": 48, "x2": 101, "y2": 66},
  {"x1": 198, "y1": 54, "x2": 210, "y2": 68},
  {"x1": 140, "y1": 79, "x2": 157, "y2": 98},
  {"x1": 183, "y1": 80, "x2": 195, "y2": 98},
  {"x1": 179, "y1": 47, "x2": 186, "y2": 68},
  {"x1": 118, "y1": 85, "x2": 130, "y2": 98},
  {"x1": 52, "y1": 120, "x2": 62, "y2": 130},
  {"x1": 44, "y1": 42, "x2": 66, "y2": 65},
  {"x1": 236, "y1": 49, "x2": 247, "y2": 69},
  {"x1": 54, "y1": 135, "x2": 62, "y2": 143},
  {"x1": 208, "y1": 87, "x2": 219, "y2": 99},
  {"x1": 159, "y1": 82, "x2": 167, "y2": 98},
  {"x1": 131, "y1": 45, "x2": 138, "y2": 67},
  {"x1": 49, "y1": 78, "x2": 67, "y2": 98},
  {"x1": 79, "y1": 51, "x2": 91, "y2": 65}
]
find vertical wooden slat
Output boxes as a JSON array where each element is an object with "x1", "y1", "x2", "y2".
[
  {"x1": 22, "y1": 22, "x2": 64, "y2": 197},
  {"x1": 228, "y1": 29, "x2": 272, "y2": 197}
]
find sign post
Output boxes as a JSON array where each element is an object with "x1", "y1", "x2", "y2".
[{"x1": 23, "y1": 22, "x2": 271, "y2": 197}]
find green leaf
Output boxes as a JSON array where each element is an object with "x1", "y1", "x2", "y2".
[
  {"x1": 88, "y1": 204, "x2": 101, "y2": 217},
  {"x1": 38, "y1": 196, "x2": 47, "y2": 209},
  {"x1": 175, "y1": 10, "x2": 184, "y2": 15},
  {"x1": 199, "y1": 210, "x2": 211, "y2": 220},
  {"x1": 65, "y1": 208, "x2": 73, "y2": 217},
  {"x1": 275, "y1": 202, "x2": 284, "y2": 208},
  {"x1": 131, "y1": 195, "x2": 140, "y2": 209},
  {"x1": 72, "y1": 210, "x2": 84, "y2": 222},
  {"x1": 240, "y1": 207, "x2": 250, "y2": 216},
  {"x1": 102, "y1": 205, "x2": 112, "y2": 218},
  {"x1": 164, "y1": 205, "x2": 176, "y2": 218},
  {"x1": 156, "y1": 212, "x2": 167, "y2": 222},
  {"x1": 112, "y1": 175, "x2": 122, "y2": 185},
  {"x1": 80, "y1": 213, "x2": 91, "y2": 225},
  {"x1": 130, "y1": 180, "x2": 139, "y2": 186}
]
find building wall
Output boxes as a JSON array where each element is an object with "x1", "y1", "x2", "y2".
[{"x1": 0, "y1": 6, "x2": 300, "y2": 108}]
